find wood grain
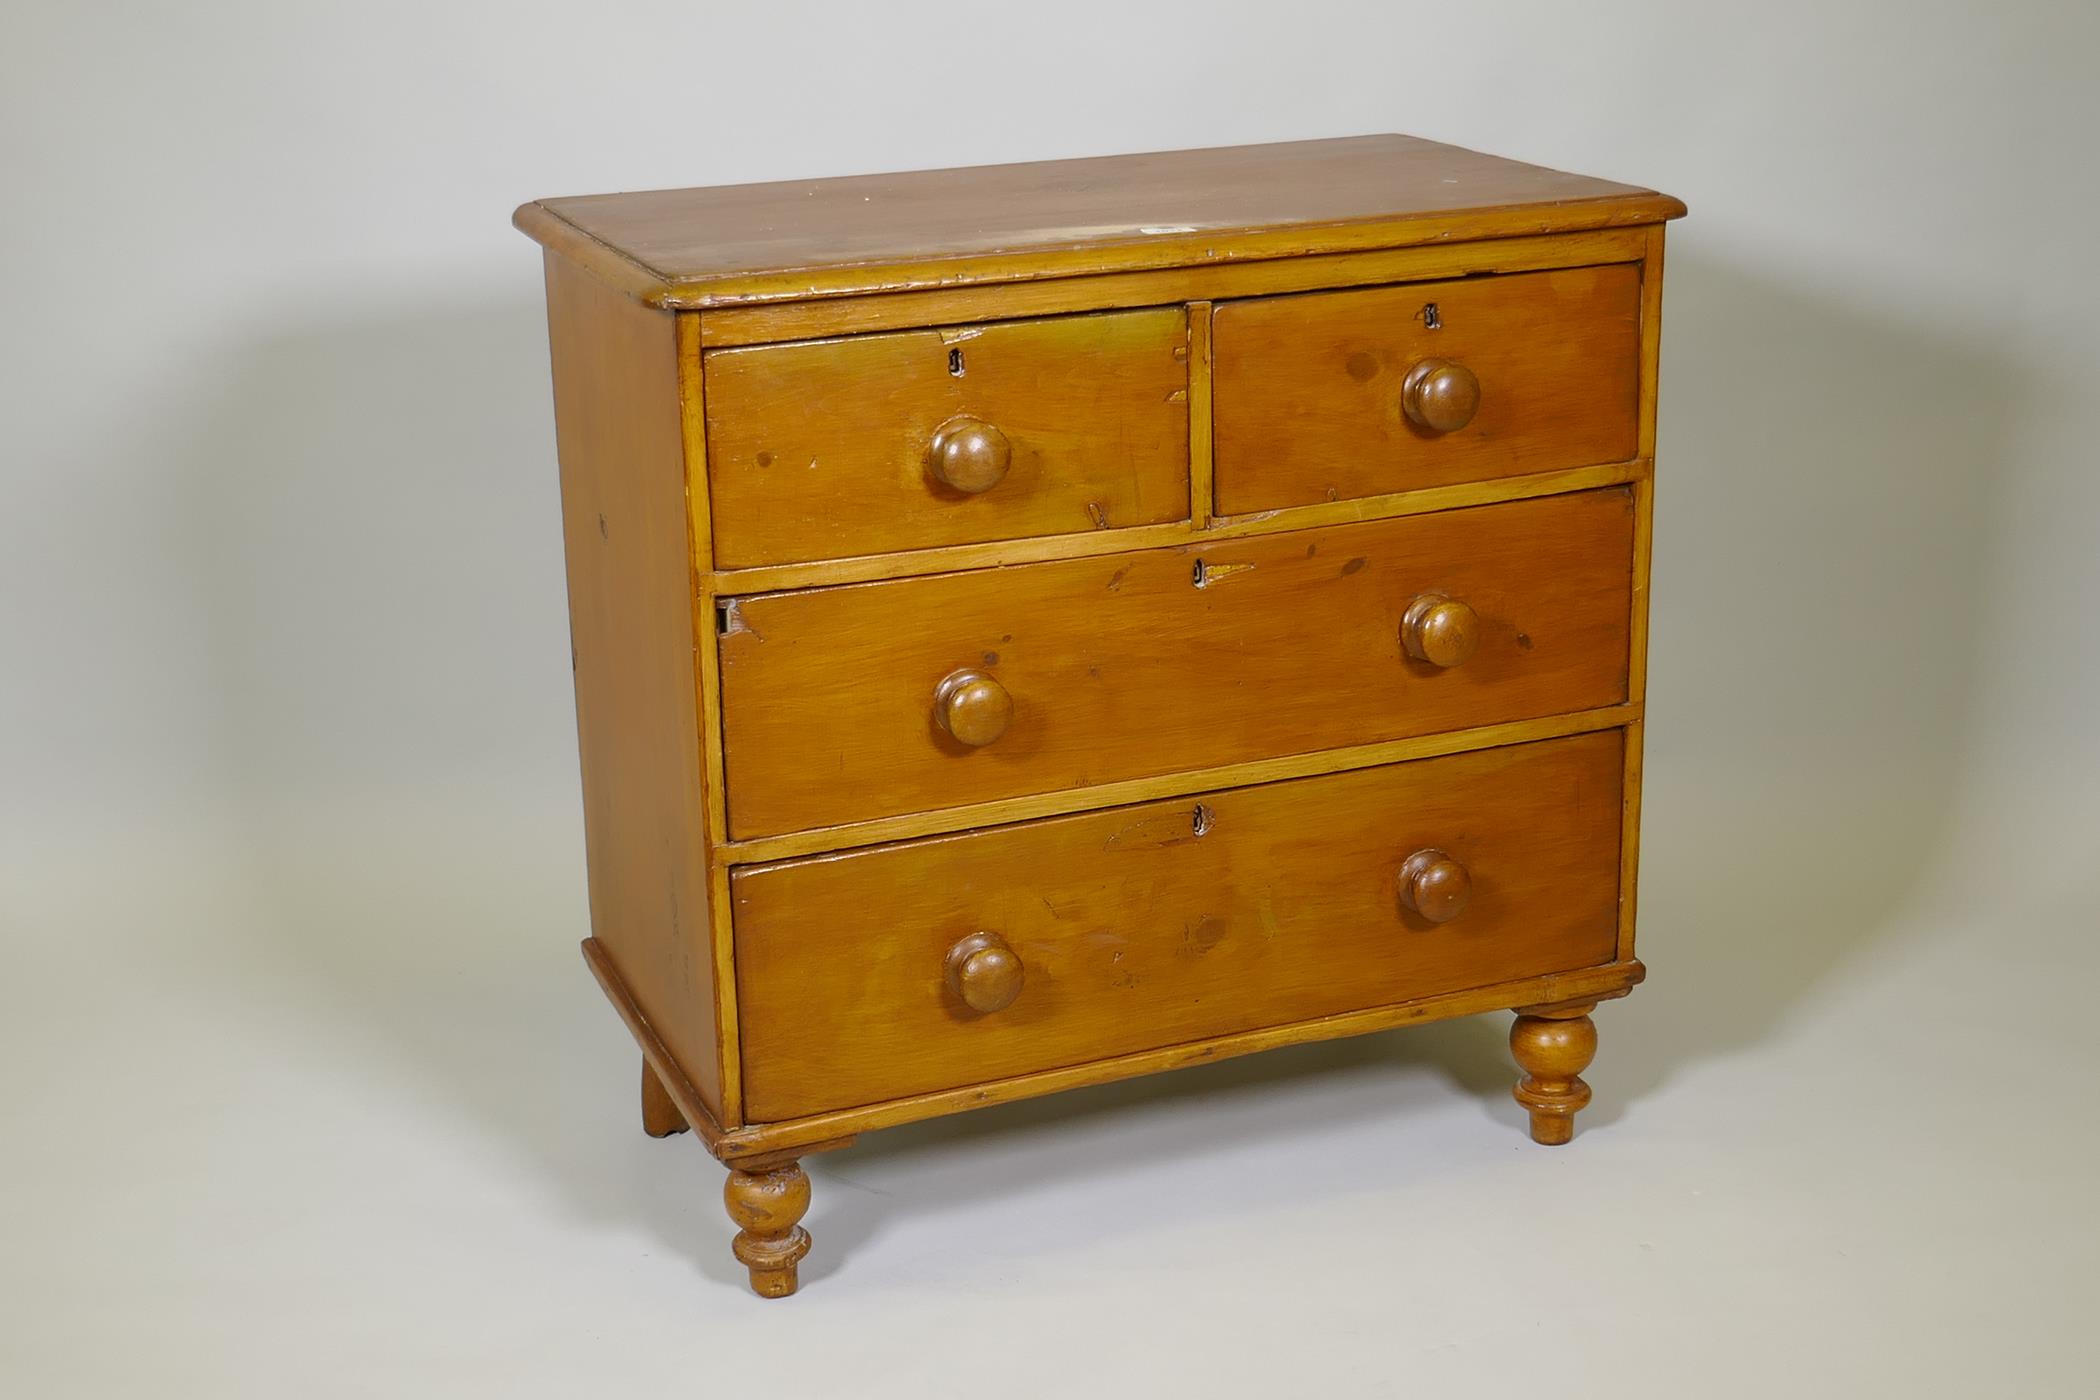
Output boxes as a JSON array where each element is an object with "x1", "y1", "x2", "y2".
[
  {"x1": 586, "y1": 929, "x2": 1640, "y2": 1155},
  {"x1": 719, "y1": 704, "x2": 1635, "y2": 866},
  {"x1": 676, "y1": 318, "x2": 745, "y2": 1122},
  {"x1": 1188, "y1": 301, "x2": 1216, "y2": 524},
  {"x1": 515, "y1": 134, "x2": 1684, "y2": 308},
  {"x1": 1619, "y1": 226, "x2": 1669, "y2": 962},
  {"x1": 582, "y1": 937, "x2": 727, "y2": 1154},
  {"x1": 703, "y1": 308, "x2": 1190, "y2": 567},
  {"x1": 542, "y1": 253, "x2": 724, "y2": 1117},
  {"x1": 705, "y1": 458, "x2": 1647, "y2": 596},
  {"x1": 527, "y1": 137, "x2": 1686, "y2": 1294},
  {"x1": 732, "y1": 731, "x2": 1624, "y2": 1121},
  {"x1": 731, "y1": 960, "x2": 1643, "y2": 1150},
  {"x1": 1510, "y1": 1004, "x2": 1599, "y2": 1144},
  {"x1": 724, "y1": 1162, "x2": 812, "y2": 1298},
  {"x1": 674, "y1": 313, "x2": 714, "y2": 572},
  {"x1": 641, "y1": 1058, "x2": 688, "y2": 1138},
  {"x1": 1213, "y1": 265, "x2": 1641, "y2": 514},
  {"x1": 719, "y1": 487, "x2": 1635, "y2": 839},
  {"x1": 1637, "y1": 224, "x2": 1668, "y2": 461},
  {"x1": 692, "y1": 227, "x2": 1652, "y2": 349}
]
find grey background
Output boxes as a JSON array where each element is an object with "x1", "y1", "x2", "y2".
[{"x1": 4, "y1": 3, "x2": 2096, "y2": 1394}]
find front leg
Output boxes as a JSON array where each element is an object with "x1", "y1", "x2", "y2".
[
  {"x1": 723, "y1": 1160, "x2": 812, "y2": 1298},
  {"x1": 1509, "y1": 1002, "x2": 1599, "y2": 1145}
]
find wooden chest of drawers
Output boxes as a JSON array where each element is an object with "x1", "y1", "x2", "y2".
[{"x1": 516, "y1": 135, "x2": 1684, "y2": 1297}]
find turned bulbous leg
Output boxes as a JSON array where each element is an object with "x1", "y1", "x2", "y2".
[
  {"x1": 724, "y1": 1162, "x2": 812, "y2": 1298},
  {"x1": 1509, "y1": 1004, "x2": 1599, "y2": 1145},
  {"x1": 640, "y1": 1059, "x2": 689, "y2": 1138}
]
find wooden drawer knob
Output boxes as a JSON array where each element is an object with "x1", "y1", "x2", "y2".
[
  {"x1": 928, "y1": 416, "x2": 1012, "y2": 493},
  {"x1": 1401, "y1": 592, "x2": 1481, "y2": 668},
  {"x1": 1401, "y1": 358, "x2": 1480, "y2": 433},
  {"x1": 1398, "y1": 848, "x2": 1471, "y2": 923},
  {"x1": 933, "y1": 667, "x2": 1013, "y2": 747},
  {"x1": 945, "y1": 931, "x2": 1024, "y2": 1013}
]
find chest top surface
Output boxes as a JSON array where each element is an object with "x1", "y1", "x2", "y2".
[{"x1": 514, "y1": 133, "x2": 1684, "y2": 308}]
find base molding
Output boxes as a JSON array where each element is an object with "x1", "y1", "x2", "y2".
[{"x1": 585, "y1": 936, "x2": 1643, "y2": 1162}]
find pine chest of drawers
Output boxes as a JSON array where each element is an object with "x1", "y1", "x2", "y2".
[{"x1": 516, "y1": 135, "x2": 1685, "y2": 1297}]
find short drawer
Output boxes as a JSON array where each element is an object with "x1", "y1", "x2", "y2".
[
  {"x1": 1212, "y1": 265, "x2": 1641, "y2": 515},
  {"x1": 719, "y1": 486, "x2": 1634, "y2": 839},
  {"x1": 733, "y1": 729, "x2": 1625, "y2": 1120},
  {"x1": 703, "y1": 307, "x2": 1192, "y2": 568}
]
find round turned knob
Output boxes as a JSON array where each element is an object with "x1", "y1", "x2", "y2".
[
  {"x1": 945, "y1": 931, "x2": 1024, "y2": 1013},
  {"x1": 1398, "y1": 848, "x2": 1472, "y2": 924},
  {"x1": 933, "y1": 667, "x2": 1013, "y2": 747},
  {"x1": 1401, "y1": 592, "x2": 1481, "y2": 668},
  {"x1": 927, "y1": 416, "x2": 1012, "y2": 493},
  {"x1": 1401, "y1": 358, "x2": 1481, "y2": 434}
]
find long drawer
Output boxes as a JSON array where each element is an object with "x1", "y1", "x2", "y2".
[
  {"x1": 732, "y1": 729, "x2": 1626, "y2": 1121},
  {"x1": 718, "y1": 487, "x2": 1635, "y2": 839},
  {"x1": 703, "y1": 307, "x2": 1192, "y2": 568}
]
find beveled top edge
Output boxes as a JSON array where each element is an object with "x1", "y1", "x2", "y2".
[{"x1": 516, "y1": 135, "x2": 1685, "y2": 307}]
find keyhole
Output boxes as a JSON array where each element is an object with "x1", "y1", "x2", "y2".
[
  {"x1": 1420, "y1": 302, "x2": 1441, "y2": 330},
  {"x1": 949, "y1": 347, "x2": 966, "y2": 377}
]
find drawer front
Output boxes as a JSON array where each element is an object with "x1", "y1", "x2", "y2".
[
  {"x1": 703, "y1": 307, "x2": 1192, "y2": 568},
  {"x1": 734, "y1": 730, "x2": 1624, "y2": 1120},
  {"x1": 1212, "y1": 265, "x2": 1641, "y2": 515},
  {"x1": 719, "y1": 487, "x2": 1633, "y2": 839}
]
